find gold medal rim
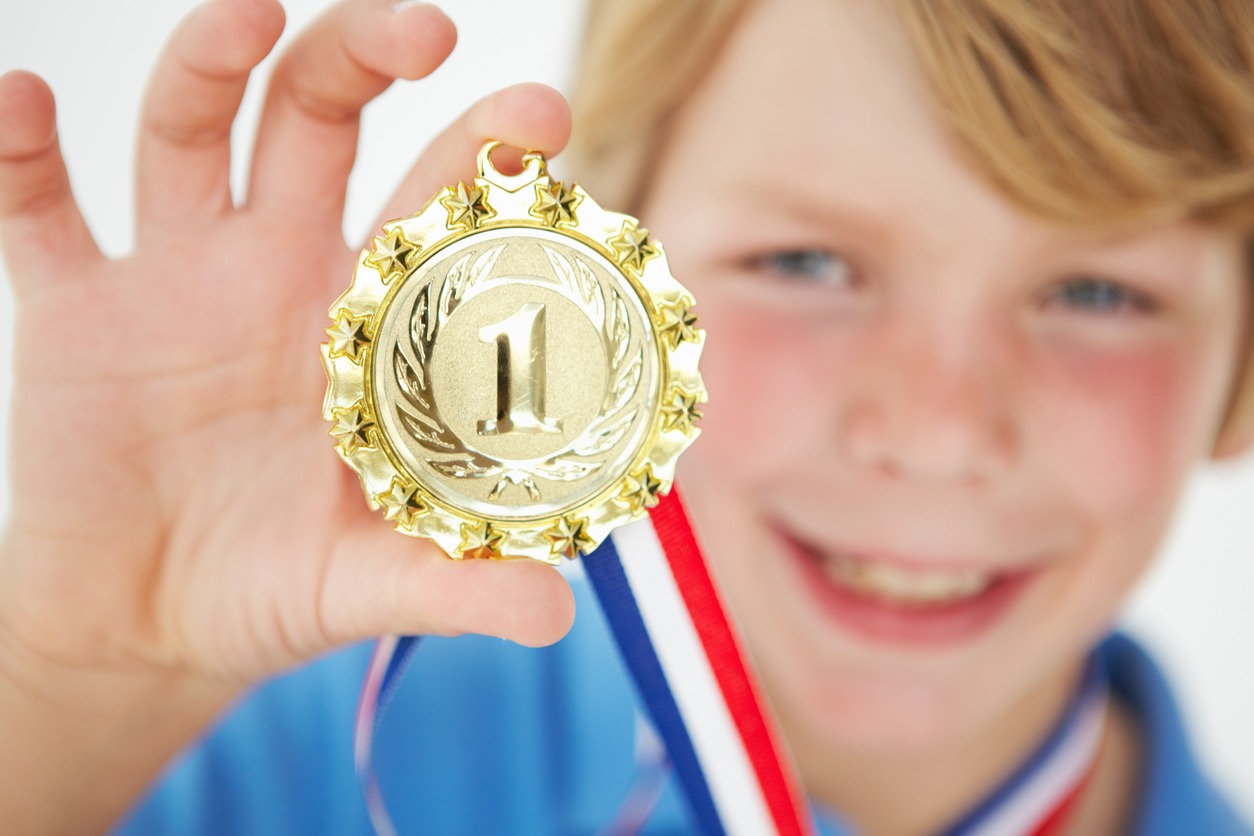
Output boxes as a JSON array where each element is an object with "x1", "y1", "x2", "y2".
[{"x1": 321, "y1": 142, "x2": 706, "y2": 563}]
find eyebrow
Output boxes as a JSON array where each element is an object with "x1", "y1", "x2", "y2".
[{"x1": 705, "y1": 175, "x2": 897, "y2": 246}]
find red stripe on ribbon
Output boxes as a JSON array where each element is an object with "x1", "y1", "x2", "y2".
[
  {"x1": 1030, "y1": 755, "x2": 1097, "y2": 836},
  {"x1": 650, "y1": 489, "x2": 814, "y2": 836}
]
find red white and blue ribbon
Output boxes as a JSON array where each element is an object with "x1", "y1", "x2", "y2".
[
  {"x1": 352, "y1": 485, "x2": 1107, "y2": 835},
  {"x1": 583, "y1": 489, "x2": 814, "y2": 835},
  {"x1": 355, "y1": 633, "x2": 420, "y2": 836}
]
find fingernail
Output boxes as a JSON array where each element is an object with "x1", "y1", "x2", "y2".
[{"x1": 390, "y1": 0, "x2": 427, "y2": 13}]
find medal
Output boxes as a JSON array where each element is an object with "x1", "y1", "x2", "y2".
[{"x1": 322, "y1": 141, "x2": 705, "y2": 562}]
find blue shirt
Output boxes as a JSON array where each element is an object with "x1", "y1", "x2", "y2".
[{"x1": 116, "y1": 581, "x2": 1250, "y2": 834}]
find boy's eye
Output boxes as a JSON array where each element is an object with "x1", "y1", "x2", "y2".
[
  {"x1": 1047, "y1": 277, "x2": 1153, "y2": 315},
  {"x1": 755, "y1": 249, "x2": 853, "y2": 287}
]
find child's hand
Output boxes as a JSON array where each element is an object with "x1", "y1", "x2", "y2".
[{"x1": 0, "y1": 0, "x2": 574, "y2": 826}]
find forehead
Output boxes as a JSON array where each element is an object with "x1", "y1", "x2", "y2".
[
  {"x1": 677, "y1": 1, "x2": 944, "y2": 171},
  {"x1": 658, "y1": 0, "x2": 1004, "y2": 241}
]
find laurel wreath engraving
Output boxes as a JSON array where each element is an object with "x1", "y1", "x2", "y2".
[{"x1": 392, "y1": 243, "x2": 642, "y2": 501}]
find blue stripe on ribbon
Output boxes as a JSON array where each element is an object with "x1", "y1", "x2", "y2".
[
  {"x1": 585, "y1": 536, "x2": 726, "y2": 835},
  {"x1": 379, "y1": 635, "x2": 422, "y2": 716}
]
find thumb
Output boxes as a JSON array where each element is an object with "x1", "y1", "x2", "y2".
[{"x1": 319, "y1": 520, "x2": 577, "y2": 649}]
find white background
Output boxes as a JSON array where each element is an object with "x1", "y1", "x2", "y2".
[{"x1": 2, "y1": 0, "x2": 1251, "y2": 820}]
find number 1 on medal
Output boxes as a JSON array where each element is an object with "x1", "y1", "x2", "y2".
[{"x1": 478, "y1": 302, "x2": 562, "y2": 435}]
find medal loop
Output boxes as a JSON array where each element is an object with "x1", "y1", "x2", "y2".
[{"x1": 476, "y1": 139, "x2": 548, "y2": 193}]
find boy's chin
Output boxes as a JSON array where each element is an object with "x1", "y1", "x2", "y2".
[
  {"x1": 766, "y1": 637, "x2": 1087, "y2": 766},
  {"x1": 776, "y1": 662, "x2": 1000, "y2": 755}
]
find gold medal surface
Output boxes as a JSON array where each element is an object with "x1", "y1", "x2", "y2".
[{"x1": 322, "y1": 142, "x2": 705, "y2": 563}]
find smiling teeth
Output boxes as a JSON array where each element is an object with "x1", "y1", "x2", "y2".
[{"x1": 822, "y1": 555, "x2": 992, "y2": 603}]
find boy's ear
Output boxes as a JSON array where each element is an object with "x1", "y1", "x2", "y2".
[
  {"x1": 1213, "y1": 365, "x2": 1254, "y2": 459},
  {"x1": 1213, "y1": 424, "x2": 1254, "y2": 459}
]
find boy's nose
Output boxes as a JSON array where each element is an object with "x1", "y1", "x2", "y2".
[{"x1": 840, "y1": 328, "x2": 1017, "y2": 486}]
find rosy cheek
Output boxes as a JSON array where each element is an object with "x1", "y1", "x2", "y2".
[
  {"x1": 688, "y1": 301, "x2": 831, "y2": 481},
  {"x1": 1032, "y1": 344, "x2": 1202, "y2": 519}
]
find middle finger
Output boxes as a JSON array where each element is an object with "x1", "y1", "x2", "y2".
[{"x1": 246, "y1": 0, "x2": 456, "y2": 222}]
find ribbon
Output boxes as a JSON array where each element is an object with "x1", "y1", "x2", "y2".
[
  {"x1": 354, "y1": 634, "x2": 421, "y2": 836},
  {"x1": 584, "y1": 489, "x2": 814, "y2": 835}
]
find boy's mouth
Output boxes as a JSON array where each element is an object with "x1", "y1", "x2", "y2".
[
  {"x1": 819, "y1": 553, "x2": 992, "y2": 605},
  {"x1": 777, "y1": 528, "x2": 1035, "y2": 646}
]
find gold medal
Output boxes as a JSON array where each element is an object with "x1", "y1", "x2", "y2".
[{"x1": 322, "y1": 142, "x2": 705, "y2": 563}]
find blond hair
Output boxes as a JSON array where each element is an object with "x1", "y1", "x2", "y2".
[
  {"x1": 568, "y1": 0, "x2": 1254, "y2": 448},
  {"x1": 568, "y1": 0, "x2": 747, "y2": 211}
]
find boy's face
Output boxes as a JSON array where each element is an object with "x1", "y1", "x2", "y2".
[{"x1": 639, "y1": 0, "x2": 1247, "y2": 758}]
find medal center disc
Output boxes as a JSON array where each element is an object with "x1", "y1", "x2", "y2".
[
  {"x1": 432, "y1": 284, "x2": 604, "y2": 463},
  {"x1": 371, "y1": 229, "x2": 660, "y2": 523}
]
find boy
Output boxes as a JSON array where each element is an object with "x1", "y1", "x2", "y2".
[{"x1": 0, "y1": 0, "x2": 1251, "y2": 832}]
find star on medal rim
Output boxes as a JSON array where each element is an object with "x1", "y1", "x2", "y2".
[
  {"x1": 365, "y1": 228, "x2": 419, "y2": 283},
  {"x1": 376, "y1": 478, "x2": 429, "y2": 530},
  {"x1": 544, "y1": 515, "x2": 596, "y2": 559},
  {"x1": 325, "y1": 310, "x2": 371, "y2": 363},
  {"x1": 661, "y1": 386, "x2": 704, "y2": 435},
  {"x1": 329, "y1": 403, "x2": 375, "y2": 455},
  {"x1": 620, "y1": 465, "x2": 665, "y2": 514},
  {"x1": 458, "y1": 520, "x2": 506, "y2": 559},
  {"x1": 656, "y1": 299, "x2": 700, "y2": 350},
  {"x1": 441, "y1": 182, "x2": 496, "y2": 230},
  {"x1": 530, "y1": 181, "x2": 582, "y2": 227},
  {"x1": 609, "y1": 221, "x2": 658, "y2": 274}
]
